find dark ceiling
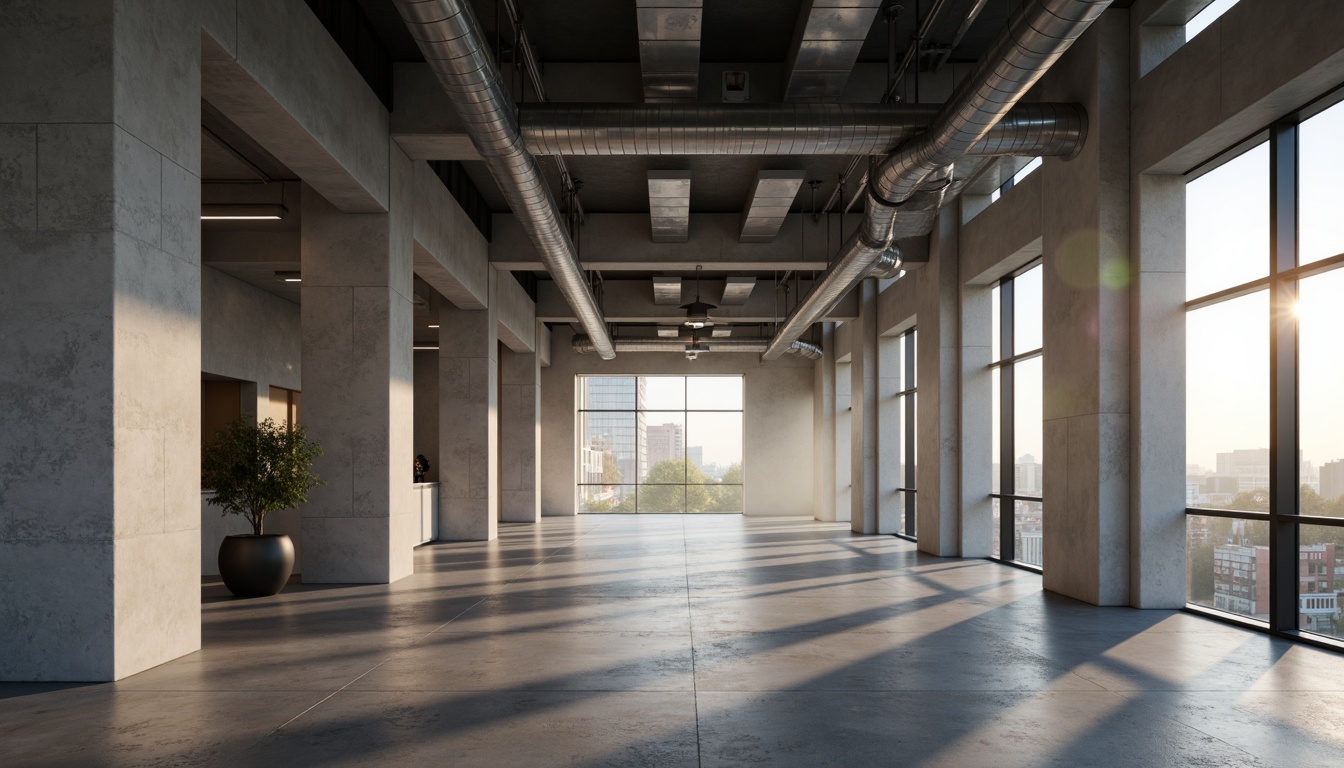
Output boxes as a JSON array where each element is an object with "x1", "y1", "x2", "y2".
[{"x1": 350, "y1": 0, "x2": 1046, "y2": 217}]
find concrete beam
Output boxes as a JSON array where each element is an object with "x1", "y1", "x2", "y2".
[
  {"x1": 411, "y1": 162, "x2": 490, "y2": 310},
  {"x1": 201, "y1": 0, "x2": 390, "y2": 212},
  {"x1": 494, "y1": 267, "x2": 538, "y2": 354},
  {"x1": 1133, "y1": 0, "x2": 1344, "y2": 174},
  {"x1": 492, "y1": 213, "x2": 838, "y2": 272},
  {"x1": 535, "y1": 278, "x2": 859, "y2": 324}
]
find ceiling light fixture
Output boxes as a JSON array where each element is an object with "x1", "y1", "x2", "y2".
[
  {"x1": 274, "y1": 271, "x2": 301, "y2": 283},
  {"x1": 201, "y1": 203, "x2": 288, "y2": 220},
  {"x1": 413, "y1": 345, "x2": 439, "y2": 351},
  {"x1": 681, "y1": 265, "x2": 717, "y2": 330},
  {"x1": 428, "y1": 324, "x2": 440, "y2": 329}
]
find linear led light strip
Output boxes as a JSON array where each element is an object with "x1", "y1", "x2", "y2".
[{"x1": 201, "y1": 203, "x2": 288, "y2": 220}]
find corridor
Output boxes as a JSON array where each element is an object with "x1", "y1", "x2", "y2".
[{"x1": 4, "y1": 516, "x2": 1344, "y2": 766}]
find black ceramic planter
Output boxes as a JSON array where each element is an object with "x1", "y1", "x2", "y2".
[{"x1": 218, "y1": 534, "x2": 295, "y2": 598}]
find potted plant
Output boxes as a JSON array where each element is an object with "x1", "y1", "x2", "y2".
[{"x1": 202, "y1": 418, "x2": 324, "y2": 597}]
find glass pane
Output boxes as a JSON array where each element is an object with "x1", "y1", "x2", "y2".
[
  {"x1": 1011, "y1": 157, "x2": 1043, "y2": 186},
  {"x1": 687, "y1": 411, "x2": 743, "y2": 482},
  {"x1": 693, "y1": 482, "x2": 741, "y2": 513},
  {"x1": 1186, "y1": 514, "x2": 1269, "y2": 622},
  {"x1": 909, "y1": 330, "x2": 917, "y2": 384},
  {"x1": 579, "y1": 485, "x2": 636, "y2": 514},
  {"x1": 1186, "y1": 291, "x2": 1270, "y2": 511},
  {"x1": 1187, "y1": 142, "x2": 1268, "y2": 300},
  {"x1": 687, "y1": 376, "x2": 744, "y2": 410},
  {"x1": 1014, "y1": 499, "x2": 1043, "y2": 567},
  {"x1": 1299, "y1": 268, "x2": 1344, "y2": 510},
  {"x1": 640, "y1": 412, "x2": 686, "y2": 483},
  {"x1": 1186, "y1": 0, "x2": 1239, "y2": 39},
  {"x1": 992, "y1": 497, "x2": 1002, "y2": 559},
  {"x1": 991, "y1": 284, "x2": 1002, "y2": 361},
  {"x1": 1300, "y1": 101, "x2": 1344, "y2": 265},
  {"x1": 640, "y1": 375, "x2": 685, "y2": 410},
  {"x1": 579, "y1": 376, "x2": 637, "y2": 410},
  {"x1": 991, "y1": 367, "x2": 1001, "y2": 495},
  {"x1": 1298, "y1": 525, "x2": 1344, "y2": 639},
  {"x1": 1014, "y1": 356, "x2": 1044, "y2": 497},
  {"x1": 638, "y1": 483, "x2": 685, "y2": 514},
  {"x1": 1014, "y1": 266, "x2": 1043, "y2": 355},
  {"x1": 578, "y1": 410, "x2": 636, "y2": 486},
  {"x1": 894, "y1": 394, "x2": 907, "y2": 483}
]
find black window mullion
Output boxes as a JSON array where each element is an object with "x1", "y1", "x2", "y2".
[
  {"x1": 1268, "y1": 121, "x2": 1300, "y2": 632},
  {"x1": 999, "y1": 279, "x2": 1016, "y2": 561}
]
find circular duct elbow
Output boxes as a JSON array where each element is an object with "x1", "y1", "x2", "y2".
[
  {"x1": 787, "y1": 340, "x2": 824, "y2": 360},
  {"x1": 867, "y1": 246, "x2": 904, "y2": 280}
]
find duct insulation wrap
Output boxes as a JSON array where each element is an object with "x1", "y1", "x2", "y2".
[
  {"x1": 520, "y1": 102, "x2": 1085, "y2": 158},
  {"x1": 761, "y1": 0, "x2": 1112, "y2": 360},
  {"x1": 572, "y1": 336, "x2": 822, "y2": 360},
  {"x1": 392, "y1": 0, "x2": 615, "y2": 359}
]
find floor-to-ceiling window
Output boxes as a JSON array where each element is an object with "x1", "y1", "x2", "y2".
[
  {"x1": 991, "y1": 263, "x2": 1044, "y2": 568},
  {"x1": 1185, "y1": 95, "x2": 1344, "y2": 642},
  {"x1": 893, "y1": 329, "x2": 917, "y2": 539},
  {"x1": 577, "y1": 375, "x2": 744, "y2": 513}
]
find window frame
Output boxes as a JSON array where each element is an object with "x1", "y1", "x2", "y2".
[
  {"x1": 893, "y1": 328, "x2": 918, "y2": 540},
  {"x1": 1183, "y1": 92, "x2": 1344, "y2": 650},
  {"x1": 990, "y1": 261, "x2": 1045, "y2": 571},
  {"x1": 575, "y1": 374, "x2": 745, "y2": 514}
]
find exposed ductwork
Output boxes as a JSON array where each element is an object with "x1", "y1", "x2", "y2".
[
  {"x1": 573, "y1": 334, "x2": 823, "y2": 360},
  {"x1": 761, "y1": 0, "x2": 1112, "y2": 360},
  {"x1": 519, "y1": 102, "x2": 1084, "y2": 158},
  {"x1": 392, "y1": 0, "x2": 615, "y2": 359}
]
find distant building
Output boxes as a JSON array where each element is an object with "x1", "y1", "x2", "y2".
[
  {"x1": 1212, "y1": 542, "x2": 1336, "y2": 633},
  {"x1": 1216, "y1": 448, "x2": 1270, "y2": 492},
  {"x1": 1322, "y1": 460, "x2": 1344, "y2": 501},
  {"x1": 688, "y1": 446, "x2": 704, "y2": 471},
  {"x1": 646, "y1": 422, "x2": 685, "y2": 469},
  {"x1": 1015, "y1": 454, "x2": 1043, "y2": 495}
]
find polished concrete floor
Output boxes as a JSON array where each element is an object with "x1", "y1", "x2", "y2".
[{"x1": 5, "y1": 515, "x2": 1344, "y2": 766}]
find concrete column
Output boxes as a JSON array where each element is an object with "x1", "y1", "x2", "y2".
[
  {"x1": 812, "y1": 324, "x2": 838, "y2": 522},
  {"x1": 499, "y1": 326, "x2": 542, "y2": 524},
  {"x1": 877, "y1": 333, "x2": 903, "y2": 534},
  {"x1": 916, "y1": 208, "x2": 964, "y2": 556},
  {"x1": 851, "y1": 281, "x2": 880, "y2": 534},
  {"x1": 438, "y1": 280, "x2": 499, "y2": 540},
  {"x1": 1040, "y1": 13, "x2": 1132, "y2": 605},
  {"x1": 299, "y1": 149, "x2": 416, "y2": 584},
  {"x1": 1129, "y1": 174, "x2": 1186, "y2": 607},
  {"x1": 0, "y1": 0, "x2": 202, "y2": 681}
]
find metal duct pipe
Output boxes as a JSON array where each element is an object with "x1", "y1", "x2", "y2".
[
  {"x1": 869, "y1": 0, "x2": 1111, "y2": 206},
  {"x1": 519, "y1": 102, "x2": 1085, "y2": 157},
  {"x1": 867, "y1": 247, "x2": 904, "y2": 280},
  {"x1": 762, "y1": 0, "x2": 1111, "y2": 360},
  {"x1": 392, "y1": 0, "x2": 615, "y2": 360},
  {"x1": 572, "y1": 336, "x2": 822, "y2": 360}
]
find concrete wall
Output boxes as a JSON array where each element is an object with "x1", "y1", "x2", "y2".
[{"x1": 541, "y1": 327, "x2": 815, "y2": 517}]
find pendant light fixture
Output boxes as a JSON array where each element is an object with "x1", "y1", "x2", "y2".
[{"x1": 681, "y1": 265, "x2": 717, "y2": 330}]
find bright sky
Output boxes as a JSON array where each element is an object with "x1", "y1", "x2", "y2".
[
  {"x1": 1186, "y1": 99, "x2": 1344, "y2": 473},
  {"x1": 640, "y1": 375, "x2": 744, "y2": 468},
  {"x1": 1185, "y1": 0, "x2": 1239, "y2": 39}
]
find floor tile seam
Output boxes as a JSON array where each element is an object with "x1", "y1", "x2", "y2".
[
  {"x1": 220, "y1": 519, "x2": 620, "y2": 764},
  {"x1": 334, "y1": 687, "x2": 700, "y2": 693},
  {"x1": 682, "y1": 515, "x2": 703, "y2": 768},
  {"x1": 1150, "y1": 711, "x2": 1274, "y2": 764}
]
